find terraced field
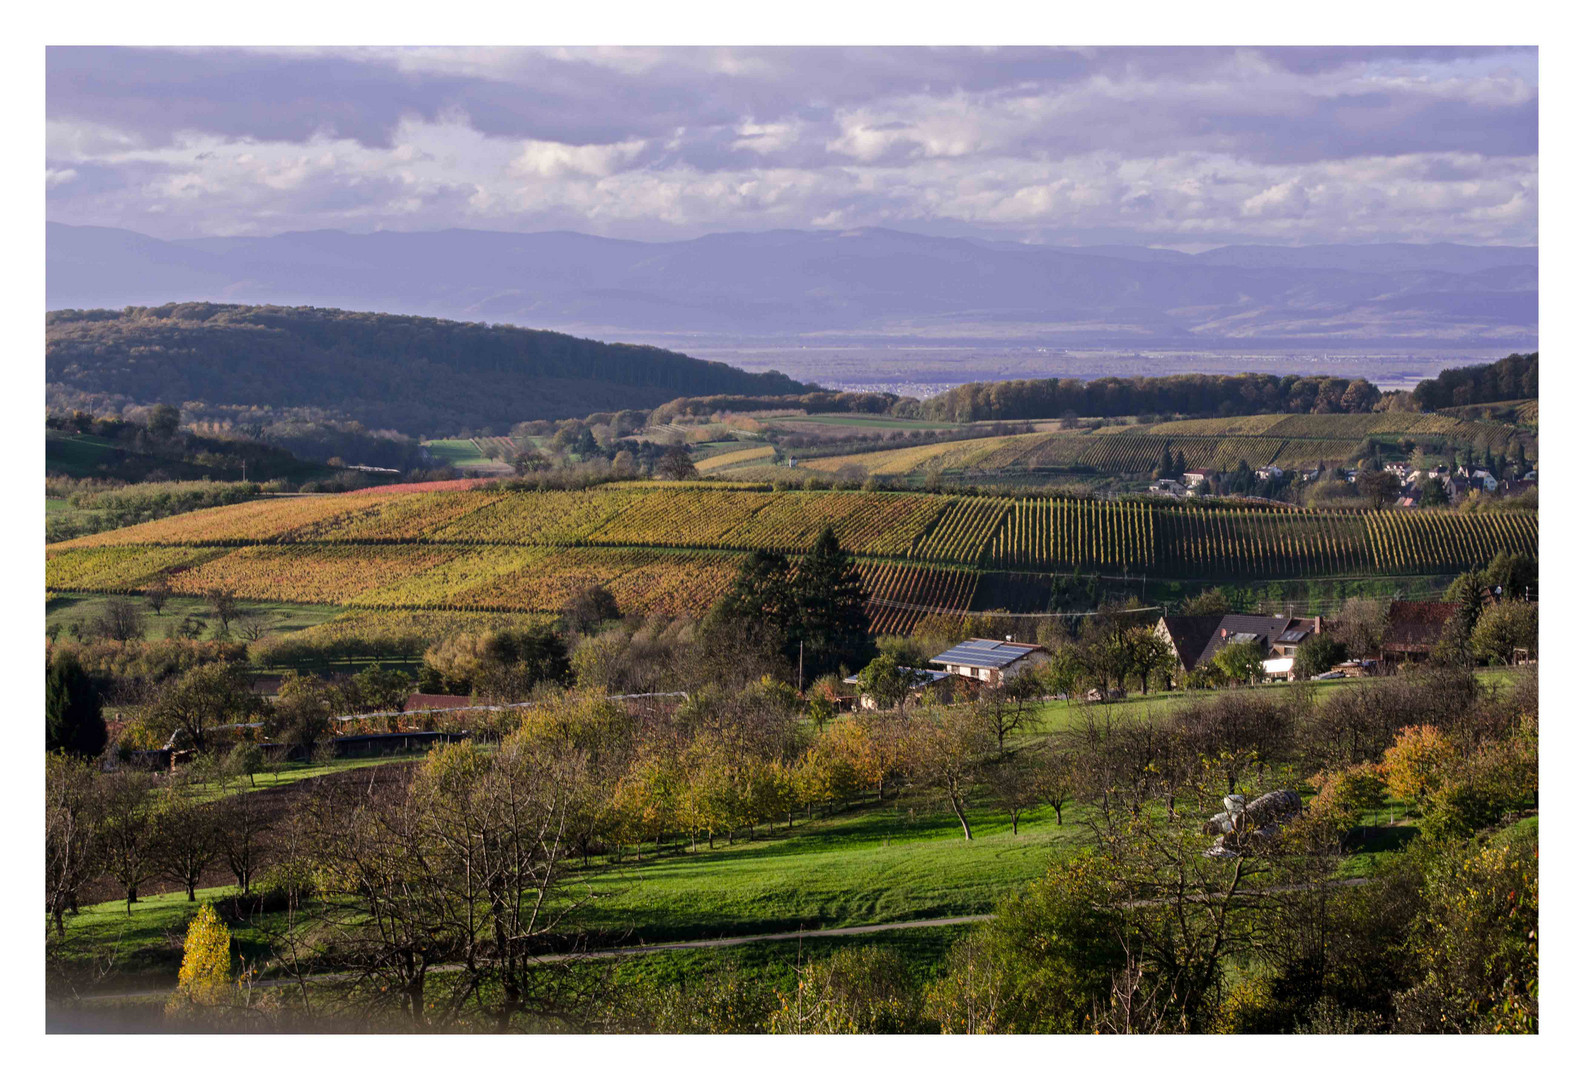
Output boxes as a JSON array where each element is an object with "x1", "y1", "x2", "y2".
[{"x1": 48, "y1": 483, "x2": 1537, "y2": 639}]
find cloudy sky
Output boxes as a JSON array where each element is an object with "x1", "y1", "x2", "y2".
[{"x1": 45, "y1": 46, "x2": 1538, "y2": 249}]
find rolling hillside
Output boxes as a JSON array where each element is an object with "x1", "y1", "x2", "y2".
[
  {"x1": 799, "y1": 412, "x2": 1534, "y2": 480},
  {"x1": 45, "y1": 303, "x2": 813, "y2": 433}
]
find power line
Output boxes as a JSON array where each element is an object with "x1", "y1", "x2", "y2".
[{"x1": 865, "y1": 598, "x2": 1162, "y2": 619}]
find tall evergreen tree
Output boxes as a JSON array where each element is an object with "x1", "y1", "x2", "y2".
[
  {"x1": 1173, "y1": 449, "x2": 1187, "y2": 478},
  {"x1": 710, "y1": 550, "x2": 798, "y2": 647},
  {"x1": 788, "y1": 527, "x2": 875, "y2": 681},
  {"x1": 46, "y1": 653, "x2": 107, "y2": 758}
]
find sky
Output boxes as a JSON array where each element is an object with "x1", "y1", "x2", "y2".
[{"x1": 45, "y1": 46, "x2": 1538, "y2": 249}]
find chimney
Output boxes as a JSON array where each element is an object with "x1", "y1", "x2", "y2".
[
  {"x1": 1005, "y1": 634, "x2": 1013, "y2": 642},
  {"x1": 1314, "y1": 615, "x2": 1322, "y2": 633}
]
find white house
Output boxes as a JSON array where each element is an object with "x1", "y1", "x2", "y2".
[
  {"x1": 1255, "y1": 465, "x2": 1284, "y2": 481},
  {"x1": 1150, "y1": 478, "x2": 1187, "y2": 497},
  {"x1": 929, "y1": 639, "x2": 1049, "y2": 686}
]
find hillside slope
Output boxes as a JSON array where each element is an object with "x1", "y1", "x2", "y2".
[
  {"x1": 45, "y1": 303, "x2": 812, "y2": 433},
  {"x1": 47, "y1": 484, "x2": 1538, "y2": 641}
]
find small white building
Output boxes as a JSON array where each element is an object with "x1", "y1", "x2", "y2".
[
  {"x1": 1255, "y1": 465, "x2": 1284, "y2": 481},
  {"x1": 1150, "y1": 478, "x2": 1187, "y2": 497},
  {"x1": 929, "y1": 639, "x2": 1049, "y2": 687}
]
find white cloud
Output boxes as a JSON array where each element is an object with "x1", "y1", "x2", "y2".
[{"x1": 510, "y1": 139, "x2": 646, "y2": 179}]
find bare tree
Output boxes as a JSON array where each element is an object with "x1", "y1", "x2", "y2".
[
  {"x1": 45, "y1": 754, "x2": 103, "y2": 938},
  {"x1": 207, "y1": 588, "x2": 240, "y2": 634},
  {"x1": 213, "y1": 780, "x2": 271, "y2": 894},
  {"x1": 144, "y1": 576, "x2": 172, "y2": 616},
  {"x1": 237, "y1": 611, "x2": 273, "y2": 642},
  {"x1": 92, "y1": 596, "x2": 147, "y2": 642},
  {"x1": 903, "y1": 706, "x2": 996, "y2": 840},
  {"x1": 1027, "y1": 738, "x2": 1075, "y2": 826},
  {"x1": 987, "y1": 752, "x2": 1038, "y2": 835},
  {"x1": 153, "y1": 784, "x2": 222, "y2": 902},
  {"x1": 99, "y1": 769, "x2": 159, "y2": 914}
]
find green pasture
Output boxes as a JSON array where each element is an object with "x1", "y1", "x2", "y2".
[
  {"x1": 421, "y1": 438, "x2": 490, "y2": 468},
  {"x1": 46, "y1": 592, "x2": 342, "y2": 644},
  {"x1": 46, "y1": 433, "x2": 124, "y2": 477}
]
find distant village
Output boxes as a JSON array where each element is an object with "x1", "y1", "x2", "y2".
[{"x1": 1150, "y1": 460, "x2": 1536, "y2": 507}]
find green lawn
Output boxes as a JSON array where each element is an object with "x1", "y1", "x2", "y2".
[
  {"x1": 576, "y1": 795, "x2": 1075, "y2": 945},
  {"x1": 47, "y1": 592, "x2": 343, "y2": 644},
  {"x1": 53, "y1": 789, "x2": 1073, "y2": 986},
  {"x1": 421, "y1": 438, "x2": 491, "y2": 467},
  {"x1": 46, "y1": 432, "x2": 124, "y2": 477},
  {"x1": 48, "y1": 884, "x2": 293, "y2": 991},
  {"x1": 608, "y1": 923, "x2": 974, "y2": 1004}
]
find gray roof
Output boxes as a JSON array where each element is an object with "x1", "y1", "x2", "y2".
[
  {"x1": 843, "y1": 667, "x2": 953, "y2": 687},
  {"x1": 1194, "y1": 615, "x2": 1303, "y2": 669},
  {"x1": 930, "y1": 639, "x2": 1045, "y2": 669}
]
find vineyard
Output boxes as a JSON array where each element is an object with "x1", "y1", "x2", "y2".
[
  {"x1": 695, "y1": 444, "x2": 776, "y2": 472},
  {"x1": 47, "y1": 485, "x2": 1537, "y2": 638},
  {"x1": 800, "y1": 411, "x2": 1534, "y2": 480}
]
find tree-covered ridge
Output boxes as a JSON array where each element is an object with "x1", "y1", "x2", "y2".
[
  {"x1": 1411, "y1": 353, "x2": 1538, "y2": 411},
  {"x1": 46, "y1": 303, "x2": 814, "y2": 435},
  {"x1": 917, "y1": 372, "x2": 1389, "y2": 423}
]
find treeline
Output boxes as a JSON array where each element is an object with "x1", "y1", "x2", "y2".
[
  {"x1": 916, "y1": 373, "x2": 1385, "y2": 423},
  {"x1": 649, "y1": 390, "x2": 899, "y2": 424},
  {"x1": 46, "y1": 304, "x2": 813, "y2": 434},
  {"x1": 1411, "y1": 353, "x2": 1538, "y2": 411}
]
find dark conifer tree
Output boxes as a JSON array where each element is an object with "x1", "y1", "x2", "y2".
[
  {"x1": 788, "y1": 526, "x2": 874, "y2": 681},
  {"x1": 711, "y1": 549, "x2": 797, "y2": 646},
  {"x1": 46, "y1": 653, "x2": 107, "y2": 758}
]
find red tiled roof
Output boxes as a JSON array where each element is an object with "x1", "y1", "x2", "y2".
[
  {"x1": 1383, "y1": 601, "x2": 1459, "y2": 650},
  {"x1": 403, "y1": 693, "x2": 475, "y2": 711}
]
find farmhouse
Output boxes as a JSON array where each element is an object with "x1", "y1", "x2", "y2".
[
  {"x1": 1154, "y1": 612, "x2": 1324, "y2": 683},
  {"x1": 1379, "y1": 600, "x2": 1459, "y2": 664},
  {"x1": 930, "y1": 638, "x2": 1049, "y2": 686}
]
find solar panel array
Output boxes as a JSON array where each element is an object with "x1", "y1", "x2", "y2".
[{"x1": 929, "y1": 638, "x2": 1042, "y2": 669}]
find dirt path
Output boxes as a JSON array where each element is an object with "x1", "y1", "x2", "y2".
[{"x1": 69, "y1": 913, "x2": 993, "y2": 1003}]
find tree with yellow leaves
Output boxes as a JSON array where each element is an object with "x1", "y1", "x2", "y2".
[
  {"x1": 1381, "y1": 725, "x2": 1457, "y2": 807},
  {"x1": 167, "y1": 901, "x2": 232, "y2": 1017}
]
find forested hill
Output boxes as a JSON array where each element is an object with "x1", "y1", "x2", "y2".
[
  {"x1": 1411, "y1": 352, "x2": 1538, "y2": 410},
  {"x1": 45, "y1": 303, "x2": 813, "y2": 434}
]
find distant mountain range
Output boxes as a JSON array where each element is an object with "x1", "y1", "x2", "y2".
[{"x1": 47, "y1": 222, "x2": 1537, "y2": 350}]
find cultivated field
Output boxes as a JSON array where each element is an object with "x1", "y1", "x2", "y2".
[
  {"x1": 46, "y1": 483, "x2": 1537, "y2": 641},
  {"x1": 801, "y1": 412, "x2": 1534, "y2": 479}
]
